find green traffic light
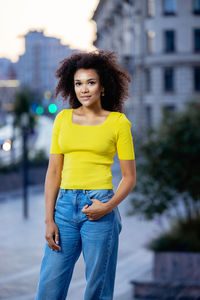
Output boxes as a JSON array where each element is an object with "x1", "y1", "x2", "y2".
[
  {"x1": 48, "y1": 103, "x2": 57, "y2": 114},
  {"x1": 36, "y1": 106, "x2": 44, "y2": 115}
]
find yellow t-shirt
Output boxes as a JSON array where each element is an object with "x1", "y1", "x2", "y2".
[{"x1": 50, "y1": 108, "x2": 135, "y2": 189}]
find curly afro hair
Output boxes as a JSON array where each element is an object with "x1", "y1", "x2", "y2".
[{"x1": 54, "y1": 50, "x2": 131, "y2": 112}]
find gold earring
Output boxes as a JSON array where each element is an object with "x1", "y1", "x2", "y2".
[{"x1": 101, "y1": 91, "x2": 105, "y2": 96}]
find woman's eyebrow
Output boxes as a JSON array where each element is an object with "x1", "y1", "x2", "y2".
[{"x1": 74, "y1": 78, "x2": 97, "y2": 81}]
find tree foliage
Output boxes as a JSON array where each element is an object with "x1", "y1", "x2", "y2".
[
  {"x1": 131, "y1": 101, "x2": 200, "y2": 222},
  {"x1": 13, "y1": 86, "x2": 38, "y2": 130}
]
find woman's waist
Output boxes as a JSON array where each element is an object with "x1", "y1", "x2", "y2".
[{"x1": 62, "y1": 163, "x2": 113, "y2": 174}]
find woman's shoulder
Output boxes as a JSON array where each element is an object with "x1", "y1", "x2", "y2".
[
  {"x1": 60, "y1": 108, "x2": 71, "y2": 114},
  {"x1": 55, "y1": 108, "x2": 71, "y2": 119},
  {"x1": 51, "y1": 109, "x2": 71, "y2": 128},
  {"x1": 112, "y1": 112, "x2": 132, "y2": 128},
  {"x1": 110, "y1": 111, "x2": 123, "y2": 119},
  {"x1": 112, "y1": 111, "x2": 130, "y2": 121}
]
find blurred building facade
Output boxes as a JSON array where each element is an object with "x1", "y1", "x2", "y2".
[
  {"x1": 92, "y1": 0, "x2": 135, "y2": 122},
  {"x1": 0, "y1": 58, "x2": 14, "y2": 80},
  {"x1": 13, "y1": 29, "x2": 76, "y2": 99},
  {"x1": 0, "y1": 58, "x2": 19, "y2": 124},
  {"x1": 93, "y1": 0, "x2": 200, "y2": 133},
  {"x1": 133, "y1": 0, "x2": 200, "y2": 132},
  {"x1": 0, "y1": 80, "x2": 20, "y2": 125},
  {"x1": 0, "y1": 30, "x2": 77, "y2": 124}
]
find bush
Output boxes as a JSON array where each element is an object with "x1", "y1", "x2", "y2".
[
  {"x1": 131, "y1": 101, "x2": 200, "y2": 219},
  {"x1": 130, "y1": 101, "x2": 200, "y2": 251},
  {"x1": 0, "y1": 160, "x2": 21, "y2": 173},
  {"x1": 29, "y1": 149, "x2": 48, "y2": 167},
  {"x1": 146, "y1": 215, "x2": 200, "y2": 252},
  {"x1": 0, "y1": 149, "x2": 48, "y2": 173}
]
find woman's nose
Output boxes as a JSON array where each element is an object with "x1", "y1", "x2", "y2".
[{"x1": 81, "y1": 84, "x2": 89, "y2": 93}]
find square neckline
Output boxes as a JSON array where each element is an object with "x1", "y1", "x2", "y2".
[{"x1": 70, "y1": 108, "x2": 113, "y2": 127}]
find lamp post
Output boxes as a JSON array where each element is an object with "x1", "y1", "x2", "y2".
[{"x1": 21, "y1": 113, "x2": 29, "y2": 219}]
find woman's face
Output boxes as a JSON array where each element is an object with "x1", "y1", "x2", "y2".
[{"x1": 74, "y1": 68, "x2": 104, "y2": 107}]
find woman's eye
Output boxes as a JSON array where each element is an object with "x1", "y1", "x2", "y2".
[{"x1": 74, "y1": 81, "x2": 95, "y2": 86}]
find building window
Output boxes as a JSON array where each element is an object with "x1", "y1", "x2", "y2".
[
  {"x1": 194, "y1": 29, "x2": 200, "y2": 52},
  {"x1": 147, "y1": 0, "x2": 155, "y2": 17},
  {"x1": 144, "y1": 68, "x2": 151, "y2": 92},
  {"x1": 194, "y1": 67, "x2": 200, "y2": 91},
  {"x1": 145, "y1": 105, "x2": 152, "y2": 128},
  {"x1": 164, "y1": 30, "x2": 175, "y2": 52},
  {"x1": 163, "y1": 0, "x2": 177, "y2": 15},
  {"x1": 164, "y1": 68, "x2": 174, "y2": 91},
  {"x1": 147, "y1": 30, "x2": 155, "y2": 54},
  {"x1": 193, "y1": 0, "x2": 200, "y2": 14}
]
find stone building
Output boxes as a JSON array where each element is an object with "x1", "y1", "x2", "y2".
[
  {"x1": 0, "y1": 80, "x2": 20, "y2": 125},
  {"x1": 0, "y1": 30, "x2": 77, "y2": 122},
  {"x1": 14, "y1": 29, "x2": 76, "y2": 100},
  {"x1": 92, "y1": 0, "x2": 200, "y2": 133},
  {"x1": 92, "y1": 0, "x2": 135, "y2": 122},
  {"x1": 133, "y1": 0, "x2": 200, "y2": 132}
]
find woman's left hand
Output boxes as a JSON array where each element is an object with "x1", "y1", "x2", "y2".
[{"x1": 81, "y1": 199, "x2": 112, "y2": 220}]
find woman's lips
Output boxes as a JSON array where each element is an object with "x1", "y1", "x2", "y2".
[{"x1": 81, "y1": 96, "x2": 91, "y2": 99}]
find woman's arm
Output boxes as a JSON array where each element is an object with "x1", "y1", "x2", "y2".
[
  {"x1": 105, "y1": 159, "x2": 136, "y2": 212},
  {"x1": 82, "y1": 159, "x2": 136, "y2": 220},
  {"x1": 44, "y1": 153, "x2": 64, "y2": 223},
  {"x1": 44, "y1": 154, "x2": 64, "y2": 251}
]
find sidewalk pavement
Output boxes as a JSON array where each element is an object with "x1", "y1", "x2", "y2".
[{"x1": 0, "y1": 164, "x2": 163, "y2": 300}]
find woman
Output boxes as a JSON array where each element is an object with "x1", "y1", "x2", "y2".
[{"x1": 35, "y1": 50, "x2": 136, "y2": 300}]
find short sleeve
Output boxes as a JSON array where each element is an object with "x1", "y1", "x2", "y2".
[
  {"x1": 49, "y1": 110, "x2": 64, "y2": 154},
  {"x1": 116, "y1": 113, "x2": 135, "y2": 160}
]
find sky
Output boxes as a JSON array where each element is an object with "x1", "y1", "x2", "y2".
[{"x1": 0, "y1": 0, "x2": 99, "y2": 63}]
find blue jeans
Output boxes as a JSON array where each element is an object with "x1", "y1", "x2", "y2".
[{"x1": 35, "y1": 188, "x2": 122, "y2": 300}]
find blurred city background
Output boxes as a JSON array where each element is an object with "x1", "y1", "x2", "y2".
[{"x1": 0, "y1": 0, "x2": 200, "y2": 299}]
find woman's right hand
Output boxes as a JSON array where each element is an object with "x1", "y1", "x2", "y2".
[{"x1": 45, "y1": 221, "x2": 61, "y2": 252}]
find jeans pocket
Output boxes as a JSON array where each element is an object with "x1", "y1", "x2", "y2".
[
  {"x1": 59, "y1": 189, "x2": 65, "y2": 198},
  {"x1": 101, "y1": 190, "x2": 114, "y2": 203},
  {"x1": 87, "y1": 190, "x2": 114, "y2": 204},
  {"x1": 56, "y1": 189, "x2": 65, "y2": 207}
]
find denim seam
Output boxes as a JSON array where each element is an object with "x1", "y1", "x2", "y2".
[
  {"x1": 98, "y1": 217, "x2": 115, "y2": 299},
  {"x1": 61, "y1": 279, "x2": 69, "y2": 300},
  {"x1": 114, "y1": 208, "x2": 122, "y2": 234}
]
